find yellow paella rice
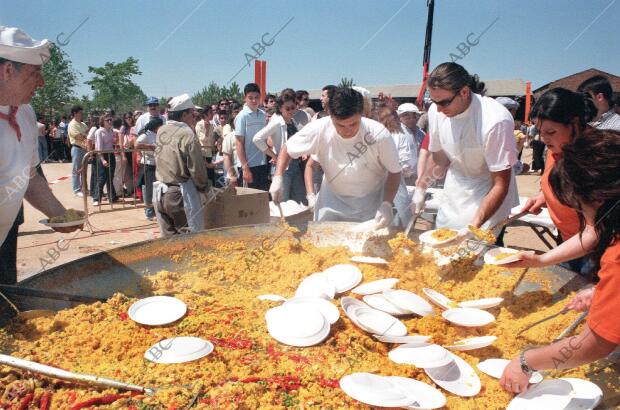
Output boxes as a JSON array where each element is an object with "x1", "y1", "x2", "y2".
[{"x1": 431, "y1": 228, "x2": 458, "y2": 241}]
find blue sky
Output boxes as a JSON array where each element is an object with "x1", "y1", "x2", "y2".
[{"x1": 2, "y1": 0, "x2": 619, "y2": 98}]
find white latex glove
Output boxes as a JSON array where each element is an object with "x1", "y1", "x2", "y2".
[
  {"x1": 374, "y1": 201, "x2": 394, "y2": 229},
  {"x1": 306, "y1": 193, "x2": 317, "y2": 209},
  {"x1": 410, "y1": 188, "x2": 426, "y2": 214},
  {"x1": 269, "y1": 175, "x2": 284, "y2": 204}
]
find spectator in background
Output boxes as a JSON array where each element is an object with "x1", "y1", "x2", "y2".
[
  {"x1": 296, "y1": 89, "x2": 315, "y2": 119},
  {"x1": 313, "y1": 85, "x2": 336, "y2": 120},
  {"x1": 68, "y1": 105, "x2": 88, "y2": 197},
  {"x1": 397, "y1": 103, "x2": 425, "y2": 184},
  {"x1": 195, "y1": 106, "x2": 216, "y2": 185},
  {"x1": 416, "y1": 100, "x2": 432, "y2": 132},
  {"x1": 222, "y1": 103, "x2": 242, "y2": 187},
  {"x1": 577, "y1": 75, "x2": 620, "y2": 131},
  {"x1": 136, "y1": 117, "x2": 163, "y2": 220},
  {"x1": 135, "y1": 96, "x2": 166, "y2": 135},
  {"x1": 253, "y1": 88, "x2": 305, "y2": 203},
  {"x1": 92, "y1": 115, "x2": 118, "y2": 206},
  {"x1": 86, "y1": 116, "x2": 100, "y2": 198},
  {"x1": 496, "y1": 97, "x2": 527, "y2": 174},
  {"x1": 235, "y1": 83, "x2": 269, "y2": 190},
  {"x1": 36, "y1": 115, "x2": 46, "y2": 163},
  {"x1": 58, "y1": 115, "x2": 70, "y2": 162},
  {"x1": 264, "y1": 93, "x2": 276, "y2": 110},
  {"x1": 50, "y1": 120, "x2": 65, "y2": 162},
  {"x1": 207, "y1": 138, "x2": 225, "y2": 188}
]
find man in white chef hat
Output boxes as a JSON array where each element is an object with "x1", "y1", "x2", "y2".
[
  {"x1": 0, "y1": 26, "x2": 80, "y2": 284},
  {"x1": 270, "y1": 87, "x2": 402, "y2": 228},
  {"x1": 413, "y1": 62, "x2": 519, "y2": 238}
]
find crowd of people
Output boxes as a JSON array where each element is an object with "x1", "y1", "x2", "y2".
[{"x1": 1, "y1": 26, "x2": 619, "y2": 397}]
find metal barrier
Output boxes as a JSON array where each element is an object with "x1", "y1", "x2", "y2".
[{"x1": 80, "y1": 148, "x2": 155, "y2": 232}]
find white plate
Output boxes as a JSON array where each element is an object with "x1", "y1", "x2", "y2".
[
  {"x1": 350, "y1": 255, "x2": 389, "y2": 265},
  {"x1": 507, "y1": 379, "x2": 574, "y2": 410},
  {"x1": 128, "y1": 296, "x2": 187, "y2": 326},
  {"x1": 387, "y1": 376, "x2": 447, "y2": 409},
  {"x1": 425, "y1": 353, "x2": 481, "y2": 397},
  {"x1": 484, "y1": 247, "x2": 534, "y2": 265},
  {"x1": 144, "y1": 336, "x2": 213, "y2": 364},
  {"x1": 458, "y1": 297, "x2": 504, "y2": 309},
  {"x1": 350, "y1": 307, "x2": 407, "y2": 336},
  {"x1": 295, "y1": 272, "x2": 336, "y2": 300},
  {"x1": 562, "y1": 378, "x2": 603, "y2": 410},
  {"x1": 383, "y1": 289, "x2": 435, "y2": 317},
  {"x1": 340, "y1": 372, "x2": 420, "y2": 407},
  {"x1": 477, "y1": 359, "x2": 544, "y2": 384},
  {"x1": 341, "y1": 296, "x2": 368, "y2": 313},
  {"x1": 422, "y1": 288, "x2": 458, "y2": 310},
  {"x1": 266, "y1": 304, "x2": 330, "y2": 347},
  {"x1": 419, "y1": 229, "x2": 460, "y2": 247},
  {"x1": 352, "y1": 278, "x2": 399, "y2": 295},
  {"x1": 363, "y1": 294, "x2": 408, "y2": 316},
  {"x1": 442, "y1": 308, "x2": 495, "y2": 327},
  {"x1": 445, "y1": 336, "x2": 497, "y2": 351},
  {"x1": 283, "y1": 297, "x2": 340, "y2": 324},
  {"x1": 322, "y1": 264, "x2": 363, "y2": 293},
  {"x1": 389, "y1": 343, "x2": 453, "y2": 368},
  {"x1": 373, "y1": 334, "x2": 432, "y2": 345},
  {"x1": 257, "y1": 294, "x2": 287, "y2": 302}
]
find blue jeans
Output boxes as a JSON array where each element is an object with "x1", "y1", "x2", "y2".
[
  {"x1": 38, "y1": 136, "x2": 48, "y2": 163},
  {"x1": 71, "y1": 146, "x2": 86, "y2": 193},
  {"x1": 283, "y1": 158, "x2": 307, "y2": 204}
]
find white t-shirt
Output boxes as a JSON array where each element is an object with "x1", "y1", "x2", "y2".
[
  {"x1": 0, "y1": 104, "x2": 39, "y2": 244},
  {"x1": 286, "y1": 117, "x2": 401, "y2": 197},
  {"x1": 135, "y1": 112, "x2": 166, "y2": 135},
  {"x1": 137, "y1": 130, "x2": 157, "y2": 165}
]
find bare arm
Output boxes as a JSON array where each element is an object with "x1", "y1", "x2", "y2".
[
  {"x1": 304, "y1": 157, "x2": 316, "y2": 195},
  {"x1": 416, "y1": 150, "x2": 450, "y2": 189},
  {"x1": 470, "y1": 168, "x2": 511, "y2": 228},
  {"x1": 24, "y1": 170, "x2": 66, "y2": 218},
  {"x1": 274, "y1": 144, "x2": 293, "y2": 177},
  {"x1": 235, "y1": 136, "x2": 252, "y2": 183},
  {"x1": 383, "y1": 172, "x2": 401, "y2": 204}
]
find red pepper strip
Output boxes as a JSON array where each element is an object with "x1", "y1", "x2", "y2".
[
  {"x1": 69, "y1": 393, "x2": 128, "y2": 410},
  {"x1": 39, "y1": 391, "x2": 52, "y2": 410},
  {"x1": 17, "y1": 393, "x2": 33, "y2": 410}
]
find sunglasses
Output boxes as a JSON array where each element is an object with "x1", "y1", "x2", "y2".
[
  {"x1": 104, "y1": 118, "x2": 112, "y2": 122},
  {"x1": 431, "y1": 91, "x2": 460, "y2": 108}
]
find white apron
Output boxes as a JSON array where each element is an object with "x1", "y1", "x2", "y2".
[
  {"x1": 315, "y1": 178, "x2": 384, "y2": 223},
  {"x1": 436, "y1": 108, "x2": 516, "y2": 231}
]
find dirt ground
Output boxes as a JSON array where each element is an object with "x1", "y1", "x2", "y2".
[{"x1": 16, "y1": 148, "x2": 552, "y2": 282}]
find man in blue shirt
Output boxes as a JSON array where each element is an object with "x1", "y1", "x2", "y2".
[{"x1": 235, "y1": 83, "x2": 269, "y2": 190}]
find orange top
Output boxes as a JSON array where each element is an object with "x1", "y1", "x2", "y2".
[
  {"x1": 541, "y1": 151, "x2": 581, "y2": 240},
  {"x1": 587, "y1": 240, "x2": 620, "y2": 344}
]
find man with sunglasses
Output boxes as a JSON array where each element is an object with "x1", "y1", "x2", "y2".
[
  {"x1": 413, "y1": 62, "x2": 518, "y2": 238},
  {"x1": 295, "y1": 90, "x2": 314, "y2": 122},
  {"x1": 134, "y1": 96, "x2": 166, "y2": 135}
]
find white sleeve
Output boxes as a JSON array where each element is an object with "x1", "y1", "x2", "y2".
[
  {"x1": 427, "y1": 105, "x2": 442, "y2": 153},
  {"x1": 394, "y1": 132, "x2": 412, "y2": 169},
  {"x1": 378, "y1": 131, "x2": 402, "y2": 174},
  {"x1": 285, "y1": 120, "x2": 321, "y2": 159},
  {"x1": 252, "y1": 117, "x2": 279, "y2": 152},
  {"x1": 484, "y1": 119, "x2": 518, "y2": 172}
]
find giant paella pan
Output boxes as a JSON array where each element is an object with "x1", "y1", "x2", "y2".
[{"x1": 0, "y1": 222, "x2": 618, "y2": 409}]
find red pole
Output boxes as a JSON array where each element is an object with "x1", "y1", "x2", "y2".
[
  {"x1": 254, "y1": 60, "x2": 261, "y2": 88},
  {"x1": 261, "y1": 60, "x2": 267, "y2": 103},
  {"x1": 524, "y1": 81, "x2": 532, "y2": 124}
]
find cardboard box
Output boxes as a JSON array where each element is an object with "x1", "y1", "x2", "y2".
[{"x1": 204, "y1": 187, "x2": 270, "y2": 228}]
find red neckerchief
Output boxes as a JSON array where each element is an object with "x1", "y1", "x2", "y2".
[{"x1": 0, "y1": 106, "x2": 22, "y2": 141}]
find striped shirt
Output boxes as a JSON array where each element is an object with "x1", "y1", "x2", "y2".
[{"x1": 589, "y1": 109, "x2": 620, "y2": 131}]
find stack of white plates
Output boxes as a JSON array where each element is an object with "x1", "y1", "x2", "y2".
[
  {"x1": 388, "y1": 343, "x2": 453, "y2": 368},
  {"x1": 383, "y1": 289, "x2": 435, "y2": 317},
  {"x1": 295, "y1": 264, "x2": 363, "y2": 299},
  {"x1": 340, "y1": 372, "x2": 446, "y2": 409},
  {"x1": 265, "y1": 304, "x2": 331, "y2": 347},
  {"x1": 341, "y1": 297, "x2": 407, "y2": 337}
]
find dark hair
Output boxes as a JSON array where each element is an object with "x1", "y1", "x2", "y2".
[
  {"x1": 0, "y1": 57, "x2": 24, "y2": 70},
  {"x1": 168, "y1": 108, "x2": 191, "y2": 122},
  {"x1": 228, "y1": 102, "x2": 243, "y2": 129},
  {"x1": 530, "y1": 88, "x2": 596, "y2": 130},
  {"x1": 549, "y1": 128, "x2": 620, "y2": 273},
  {"x1": 202, "y1": 106, "x2": 213, "y2": 116},
  {"x1": 296, "y1": 90, "x2": 309, "y2": 101},
  {"x1": 112, "y1": 118, "x2": 123, "y2": 128},
  {"x1": 275, "y1": 88, "x2": 297, "y2": 115},
  {"x1": 244, "y1": 83, "x2": 261, "y2": 95},
  {"x1": 328, "y1": 87, "x2": 364, "y2": 119},
  {"x1": 578, "y1": 75, "x2": 614, "y2": 103},
  {"x1": 264, "y1": 93, "x2": 276, "y2": 104},
  {"x1": 71, "y1": 105, "x2": 83, "y2": 116},
  {"x1": 217, "y1": 109, "x2": 229, "y2": 117},
  {"x1": 145, "y1": 117, "x2": 164, "y2": 132},
  {"x1": 218, "y1": 99, "x2": 227, "y2": 105},
  {"x1": 99, "y1": 116, "x2": 112, "y2": 127},
  {"x1": 427, "y1": 62, "x2": 486, "y2": 95},
  {"x1": 322, "y1": 85, "x2": 337, "y2": 99}
]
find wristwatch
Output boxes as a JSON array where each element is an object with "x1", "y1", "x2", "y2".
[{"x1": 519, "y1": 349, "x2": 534, "y2": 376}]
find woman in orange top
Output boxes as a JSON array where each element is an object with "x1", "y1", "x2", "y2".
[
  {"x1": 501, "y1": 128, "x2": 620, "y2": 393},
  {"x1": 511, "y1": 88, "x2": 597, "y2": 275}
]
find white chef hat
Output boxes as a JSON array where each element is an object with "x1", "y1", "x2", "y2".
[
  {"x1": 397, "y1": 103, "x2": 422, "y2": 115},
  {"x1": 0, "y1": 26, "x2": 51, "y2": 65},
  {"x1": 352, "y1": 86, "x2": 371, "y2": 100}
]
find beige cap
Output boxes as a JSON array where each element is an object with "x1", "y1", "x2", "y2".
[{"x1": 0, "y1": 26, "x2": 51, "y2": 65}]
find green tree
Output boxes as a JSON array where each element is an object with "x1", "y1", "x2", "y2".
[
  {"x1": 222, "y1": 82, "x2": 243, "y2": 102},
  {"x1": 192, "y1": 81, "x2": 244, "y2": 109},
  {"x1": 31, "y1": 44, "x2": 78, "y2": 120},
  {"x1": 85, "y1": 57, "x2": 146, "y2": 114},
  {"x1": 338, "y1": 77, "x2": 356, "y2": 88}
]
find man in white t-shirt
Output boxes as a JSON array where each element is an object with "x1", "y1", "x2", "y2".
[
  {"x1": 414, "y1": 63, "x2": 518, "y2": 235},
  {"x1": 134, "y1": 96, "x2": 166, "y2": 135},
  {"x1": 0, "y1": 26, "x2": 79, "y2": 284},
  {"x1": 270, "y1": 87, "x2": 402, "y2": 228}
]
